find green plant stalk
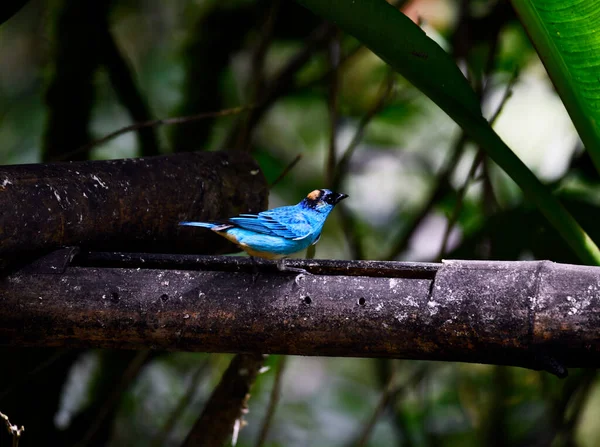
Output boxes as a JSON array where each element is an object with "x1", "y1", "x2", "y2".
[
  {"x1": 511, "y1": 0, "x2": 600, "y2": 175},
  {"x1": 295, "y1": 0, "x2": 600, "y2": 265}
]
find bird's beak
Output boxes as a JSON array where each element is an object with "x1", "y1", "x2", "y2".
[{"x1": 334, "y1": 193, "x2": 349, "y2": 204}]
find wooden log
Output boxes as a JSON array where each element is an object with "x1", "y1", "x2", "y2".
[{"x1": 0, "y1": 151, "x2": 267, "y2": 256}]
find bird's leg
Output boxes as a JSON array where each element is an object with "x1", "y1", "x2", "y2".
[
  {"x1": 276, "y1": 258, "x2": 309, "y2": 274},
  {"x1": 250, "y1": 256, "x2": 260, "y2": 283}
]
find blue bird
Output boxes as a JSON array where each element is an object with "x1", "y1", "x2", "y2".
[{"x1": 179, "y1": 189, "x2": 348, "y2": 265}]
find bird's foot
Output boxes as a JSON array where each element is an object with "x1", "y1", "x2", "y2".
[
  {"x1": 276, "y1": 259, "x2": 313, "y2": 287},
  {"x1": 250, "y1": 256, "x2": 260, "y2": 284},
  {"x1": 276, "y1": 259, "x2": 310, "y2": 275}
]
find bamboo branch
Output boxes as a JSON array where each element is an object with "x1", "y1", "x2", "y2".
[{"x1": 2, "y1": 252, "x2": 600, "y2": 377}]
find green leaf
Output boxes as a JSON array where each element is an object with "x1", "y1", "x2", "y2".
[
  {"x1": 511, "y1": 1, "x2": 600, "y2": 173},
  {"x1": 295, "y1": 0, "x2": 600, "y2": 264}
]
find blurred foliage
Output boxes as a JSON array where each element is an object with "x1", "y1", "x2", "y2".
[{"x1": 1, "y1": 0, "x2": 600, "y2": 446}]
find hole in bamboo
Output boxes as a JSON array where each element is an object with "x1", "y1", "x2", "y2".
[
  {"x1": 302, "y1": 295, "x2": 312, "y2": 305},
  {"x1": 358, "y1": 297, "x2": 366, "y2": 306}
]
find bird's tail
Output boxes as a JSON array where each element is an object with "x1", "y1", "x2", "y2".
[{"x1": 179, "y1": 221, "x2": 216, "y2": 229}]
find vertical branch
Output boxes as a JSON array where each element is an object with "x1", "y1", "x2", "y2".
[
  {"x1": 347, "y1": 362, "x2": 427, "y2": 447},
  {"x1": 333, "y1": 72, "x2": 395, "y2": 260},
  {"x1": 222, "y1": 22, "x2": 337, "y2": 151},
  {"x1": 99, "y1": 25, "x2": 160, "y2": 156},
  {"x1": 254, "y1": 356, "x2": 287, "y2": 447},
  {"x1": 554, "y1": 370, "x2": 597, "y2": 445},
  {"x1": 171, "y1": 2, "x2": 259, "y2": 152},
  {"x1": 384, "y1": 133, "x2": 468, "y2": 260},
  {"x1": 72, "y1": 351, "x2": 153, "y2": 447},
  {"x1": 182, "y1": 354, "x2": 266, "y2": 447},
  {"x1": 325, "y1": 31, "x2": 341, "y2": 188},
  {"x1": 437, "y1": 149, "x2": 485, "y2": 260},
  {"x1": 151, "y1": 359, "x2": 211, "y2": 447},
  {"x1": 481, "y1": 366, "x2": 510, "y2": 447},
  {"x1": 332, "y1": 71, "x2": 395, "y2": 190},
  {"x1": 235, "y1": 0, "x2": 280, "y2": 152},
  {"x1": 397, "y1": 1, "x2": 514, "y2": 261},
  {"x1": 437, "y1": 70, "x2": 518, "y2": 259},
  {"x1": 43, "y1": 0, "x2": 111, "y2": 161},
  {"x1": 351, "y1": 364, "x2": 396, "y2": 447}
]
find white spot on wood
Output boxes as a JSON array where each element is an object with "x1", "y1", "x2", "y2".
[
  {"x1": 394, "y1": 311, "x2": 408, "y2": 322},
  {"x1": 91, "y1": 175, "x2": 108, "y2": 189},
  {"x1": 566, "y1": 294, "x2": 591, "y2": 316},
  {"x1": 1, "y1": 178, "x2": 12, "y2": 187},
  {"x1": 427, "y1": 300, "x2": 439, "y2": 315},
  {"x1": 250, "y1": 169, "x2": 259, "y2": 175}
]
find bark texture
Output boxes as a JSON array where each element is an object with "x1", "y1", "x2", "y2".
[
  {"x1": 1, "y1": 254, "x2": 599, "y2": 376},
  {"x1": 0, "y1": 151, "x2": 267, "y2": 257}
]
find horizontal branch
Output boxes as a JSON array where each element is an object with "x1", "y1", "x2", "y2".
[
  {"x1": 2, "y1": 252, "x2": 600, "y2": 377},
  {"x1": 0, "y1": 151, "x2": 267, "y2": 257}
]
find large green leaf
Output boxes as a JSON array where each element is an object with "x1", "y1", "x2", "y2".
[
  {"x1": 295, "y1": 0, "x2": 600, "y2": 264},
  {"x1": 512, "y1": 1, "x2": 600, "y2": 174}
]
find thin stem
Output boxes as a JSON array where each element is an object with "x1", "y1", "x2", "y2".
[
  {"x1": 236, "y1": 0, "x2": 281, "y2": 152},
  {"x1": 384, "y1": 132, "x2": 468, "y2": 260},
  {"x1": 55, "y1": 105, "x2": 255, "y2": 161},
  {"x1": 151, "y1": 359, "x2": 211, "y2": 447},
  {"x1": 223, "y1": 22, "x2": 337, "y2": 151},
  {"x1": 353, "y1": 365, "x2": 396, "y2": 447},
  {"x1": 437, "y1": 69, "x2": 518, "y2": 259},
  {"x1": 326, "y1": 31, "x2": 341, "y2": 188},
  {"x1": 254, "y1": 356, "x2": 287, "y2": 447},
  {"x1": 270, "y1": 154, "x2": 303, "y2": 189},
  {"x1": 100, "y1": 21, "x2": 159, "y2": 156},
  {"x1": 0, "y1": 411, "x2": 24, "y2": 447},
  {"x1": 332, "y1": 70, "x2": 396, "y2": 191},
  {"x1": 333, "y1": 71, "x2": 395, "y2": 260},
  {"x1": 75, "y1": 351, "x2": 151, "y2": 447}
]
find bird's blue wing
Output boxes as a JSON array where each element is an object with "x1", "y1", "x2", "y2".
[{"x1": 229, "y1": 206, "x2": 313, "y2": 240}]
